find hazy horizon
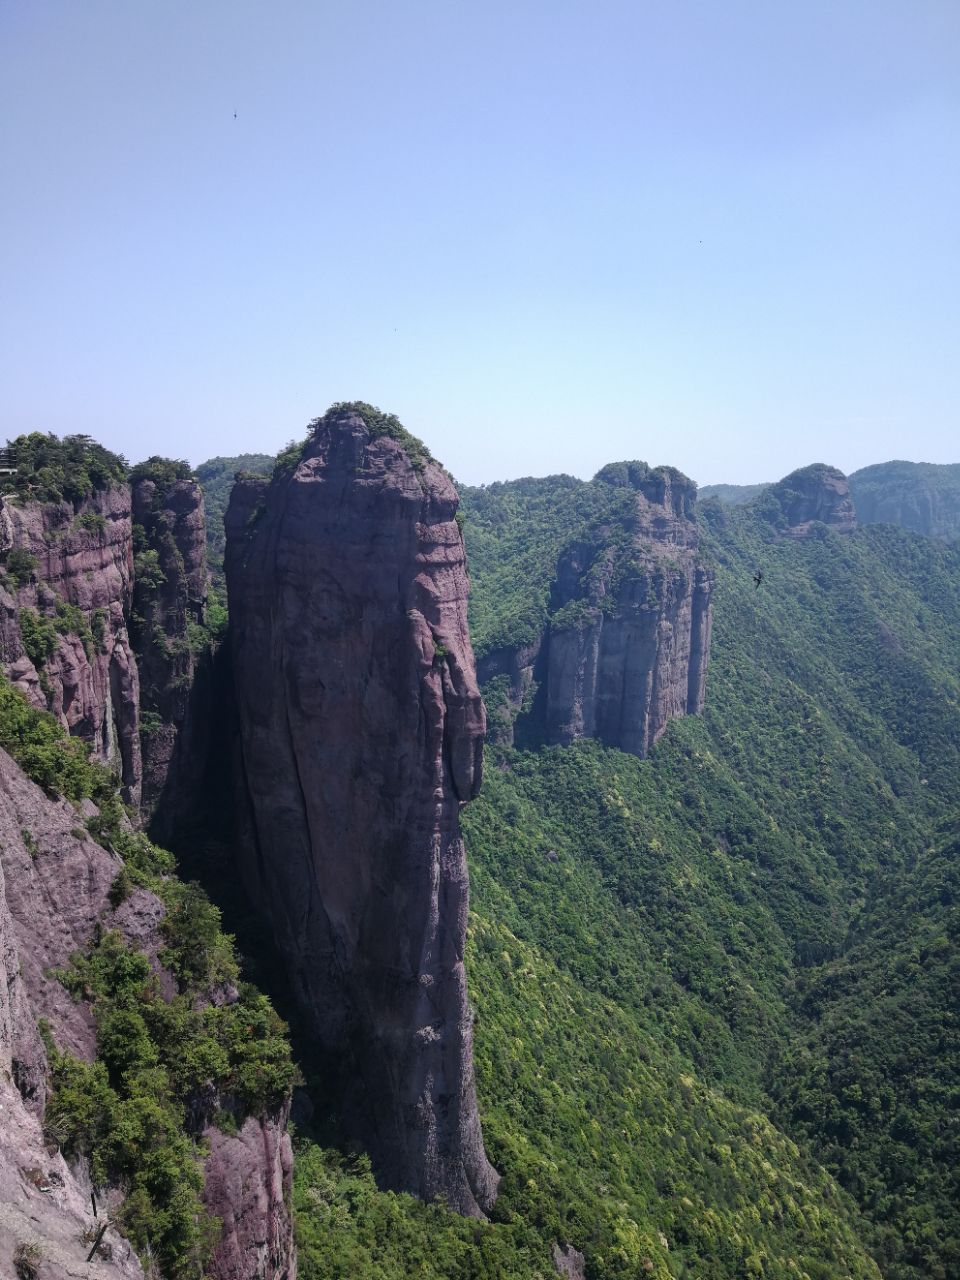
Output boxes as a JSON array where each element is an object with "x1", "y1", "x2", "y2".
[
  {"x1": 2, "y1": 2, "x2": 958, "y2": 486},
  {"x1": 4, "y1": 415, "x2": 959, "y2": 494}
]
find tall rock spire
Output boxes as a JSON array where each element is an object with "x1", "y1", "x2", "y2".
[{"x1": 225, "y1": 405, "x2": 498, "y2": 1216}]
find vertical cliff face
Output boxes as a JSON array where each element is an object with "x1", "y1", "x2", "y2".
[
  {"x1": 204, "y1": 1110, "x2": 295, "y2": 1280},
  {"x1": 848, "y1": 460, "x2": 960, "y2": 540},
  {"x1": 543, "y1": 462, "x2": 713, "y2": 756},
  {"x1": 130, "y1": 469, "x2": 211, "y2": 832},
  {"x1": 0, "y1": 487, "x2": 142, "y2": 804},
  {"x1": 225, "y1": 406, "x2": 498, "y2": 1216}
]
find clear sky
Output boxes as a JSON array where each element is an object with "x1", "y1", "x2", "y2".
[{"x1": 1, "y1": 1, "x2": 958, "y2": 486}]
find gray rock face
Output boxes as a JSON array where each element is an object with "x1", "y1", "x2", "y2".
[
  {"x1": 0, "y1": 487, "x2": 142, "y2": 805},
  {"x1": 225, "y1": 407, "x2": 498, "y2": 1216},
  {"x1": 204, "y1": 1110, "x2": 295, "y2": 1280},
  {"x1": 848, "y1": 460, "x2": 960, "y2": 540},
  {"x1": 543, "y1": 464, "x2": 713, "y2": 757},
  {"x1": 131, "y1": 476, "x2": 211, "y2": 834},
  {"x1": 552, "y1": 1241, "x2": 587, "y2": 1279},
  {"x1": 768, "y1": 464, "x2": 857, "y2": 538}
]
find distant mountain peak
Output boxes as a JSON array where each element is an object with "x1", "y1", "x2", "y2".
[{"x1": 767, "y1": 463, "x2": 857, "y2": 538}]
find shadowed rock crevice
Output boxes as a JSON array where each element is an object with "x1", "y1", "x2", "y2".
[{"x1": 129, "y1": 467, "x2": 215, "y2": 839}]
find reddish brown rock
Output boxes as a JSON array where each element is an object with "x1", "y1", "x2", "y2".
[
  {"x1": 225, "y1": 406, "x2": 498, "y2": 1216},
  {"x1": 544, "y1": 462, "x2": 713, "y2": 757},
  {"x1": 0, "y1": 487, "x2": 141, "y2": 804}
]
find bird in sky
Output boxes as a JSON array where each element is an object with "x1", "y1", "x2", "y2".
[{"x1": 754, "y1": 570, "x2": 763, "y2": 589}]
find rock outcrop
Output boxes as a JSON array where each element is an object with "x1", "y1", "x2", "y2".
[
  {"x1": 767, "y1": 464, "x2": 857, "y2": 538},
  {"x1": 204, "y1": 1109, "x2": 295, "y2": 1280},
  {"x1": 0, "y1": 747, "x2": 145, "y2": 1278},
  {"x1": 130, "y1": 470, "x2": 211, "y2": 834},
  {"x1": 225, "y1": 406, "x2": 498, "y2": 1216},
  {"x1": 477, "y1": 639, "x2": 543, "y2": 748},
  {"x1": 0, "y1": 488, "x2": 142, "y2": 804},
  {"x1": 0, "y1": 741, "x2": 296, "y2": 1280},
  {"x1": 848, "y1": 460, "x2": 960, "y2": 540},
  {"x1": 542, "y1": 462, "x2": 713, "y2": 757}
]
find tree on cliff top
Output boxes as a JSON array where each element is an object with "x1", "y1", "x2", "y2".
[{"x1": 1, "y1": 431, "x2": 128, "y2": 505}]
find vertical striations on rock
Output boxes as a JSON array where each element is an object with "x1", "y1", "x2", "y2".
[
  {"x1": 225, "y1": 405, "x2": 498, "y2": 1216},
  {"x1": 0, "y1": 485, "x2": 142, "y2": 804},
  {"x1": 130, "y1": 462, "x2": 212, "y2": 832},
  {"x1": 848, "y1": 460, "x2": 960, "y2": 540},
  {"x1": 543, "y1": 461, "x2": 714, "y2": 757}
]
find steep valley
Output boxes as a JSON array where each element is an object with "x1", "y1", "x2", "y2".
[{"x1": 0, "y1": 418, "x2": 957, "y2": 1280}]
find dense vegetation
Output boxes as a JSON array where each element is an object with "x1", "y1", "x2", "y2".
[
  {"x1": 773, "y1": 815, "x2": 960, "y2": 1280},
  {"x1": 8, "y1": 427, "x2": 956, "y2": 1278},
  {"x1": 194, "y1": 453, "x2": 272, "y2": 590},
  {"x1": 698, "y1": 482, "x2": 769, "y2": 506},
  {"x1": 460, "y1": 474, "x2": 628, "y2": 657},
  {"x1": 130, "y1": 455, "x2": 194, "y2": 492},
  {"x1": 451, "y1": 471, "x2": 960, "y2": 1280},
  {"x1": 1, "y1": 431, "x2": 127, "y2": 505},
  {"x1": 0, "y1": 679, "x2": 295, "y2": 1278}
]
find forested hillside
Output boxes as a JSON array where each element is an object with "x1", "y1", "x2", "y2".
[
  {"x1": 191, "y1": 454, "x2": 960, "y2": 1279},
  {"x1": 451, "y1": 471, "x2": 960, "y2": 1280}
]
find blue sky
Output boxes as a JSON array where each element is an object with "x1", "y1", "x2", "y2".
[{"x1": 1, "y1": 1, "x2": 957, "y2": 485}]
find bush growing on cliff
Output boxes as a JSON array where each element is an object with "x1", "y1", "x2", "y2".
[
  {"x1": 4, "y1": 547, "x2": 38, "y2": 585},
  {"x1": 0, "y1": 681, "x2": 102, "y2": 798},
  {"x1": 1, "y1": 432, "x2": 127, "y2": 505},
  {"x1": 18, "y1": 608, "x2": 58, "y2": 669},
  {"x1": 1, "y1": 676, "x2": 296, "y2": 1275},
  {"x1": 330, "y1": 400, "x2": 436, "y2": 473},
  {"x1": 129, "y1": 456, "x2": 193, "y2": 492}
]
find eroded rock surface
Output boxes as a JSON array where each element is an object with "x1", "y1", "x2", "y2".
[
  {"x1": 0, "y1": 745, "x2": 296, "y2": 1279},
  {"x1": 204, "y1": 1110, "x2": 295, "y2": 1280},
  {"x1": 0, "y1": 748, "x2": 144, "y2": 1278},
  {"x1": 225, "y1": 407, "x2": 498, "y2": 1216},
  {"x1": 543, "y1": 462, "x2": 713, "y2": 757},
  {"x1": 0, "y1": 488, "x2": 141, "y2": 804},
  {"x1": 848, "y1": 460, "x2": 960, "y2": 540}
]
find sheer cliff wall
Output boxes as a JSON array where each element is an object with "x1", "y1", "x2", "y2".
[{"x1": 225, "y1": 407, "x2": 498, "y2": 1216}]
